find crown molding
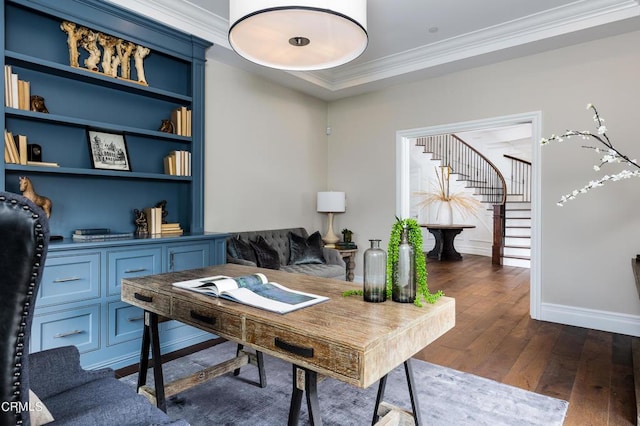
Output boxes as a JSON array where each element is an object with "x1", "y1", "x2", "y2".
[
  {"x1": 297, "y1": 0, "x2": 640, "y2": 92},
  {"x1": 105, "y1": 0, "x2": 640, "y2": 97},
  {"x1": 104, "y1": 0, "x2": 230, "y2": 48}
]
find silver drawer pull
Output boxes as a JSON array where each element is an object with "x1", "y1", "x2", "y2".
[
  {"x1": 124, "y1": 268, "x2": 147, "y2": 273},
  {"x1": 127, "y1": 316, "x2": 144, "y2": 322},
  {"x1": 54, "y1": 330, "x2": 83, "y2": 338},
  {"x1": 53, "y1": 277, "x2": 82, "y2": 283}
]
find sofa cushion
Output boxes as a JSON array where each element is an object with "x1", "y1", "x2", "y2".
[
  {"x1": 250, "y1": 236, "x2": 281, "y2": 270},
  {"x1": 288, "y1": 231, "x2": 325, "y2": 265},
  {"x1": 227, "y1": 236, "x2": 257, "y2": 264},
  {"x1": 281, "y1": 263, "x2": 346, "y2": 279}
]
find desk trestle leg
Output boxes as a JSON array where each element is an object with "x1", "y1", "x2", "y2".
[
  {"x1": 234, "y1": 344, "x2": 267, "y2": 388},
  {"x1": 288, "y1": 365, "x2": 322, "y2": 426},
  {"x1": 136, "y1": 311, "x2": 268, "y2": 412},
  {"x1": 372, "y1": 359, "x2": 423, "y2": 426}
]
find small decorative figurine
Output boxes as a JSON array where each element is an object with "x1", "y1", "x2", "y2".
[
  {"x1": 81, "y1": 30, "x2": 101, "y2": 71},
  {"x1": 30, "y1": 95, "x2": 49, "y2": 113},
  {"x1": 19, "y1": 176, "x2": 52, "y2": 218},
  {"x1": 60, "y1": 21, "x2": 87, "y2": 68},
  {"x1": 98, "y1": 33, "x2": 118, "y2": 76},
  {"x1": 134, "y1": 209, "x2": 148, "y2": 235},
  {"x1": 158, "y1": 119, "x2": 174, "y2": 133},
  {"x1": 117, "y1": 40, "x2": 135, "y2": 80},
  {"x1": 134, "y1": 45, "x2": 151, "y2": 85}
]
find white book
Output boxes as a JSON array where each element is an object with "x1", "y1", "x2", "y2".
[
  {"x1": 172, "y1": 273, "x2": 329, "y2": 314},
  {"x1": 10, "y1": 73, "x2": 19, "y2": 109}
]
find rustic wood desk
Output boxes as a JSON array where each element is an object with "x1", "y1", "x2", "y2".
[
  {"x1": 335, "y1": 247, "x2": 358, "y2": 281},
  {"x1": 421, "y1": 224, "x2": 476, "y2": 261},
  {"x1": 122, "y1": 264, "x2": 455, "y2": 425}
]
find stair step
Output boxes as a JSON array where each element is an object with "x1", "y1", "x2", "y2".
[
  {"x1": 504, "y1": 247, "x2": 530, "y2": 258},
  {"x1": 503, "y1": 254, "x2": 531, "y2": 261},
  {"x1": 502, "y1": 256, "x2": 531, "y2": 268}
]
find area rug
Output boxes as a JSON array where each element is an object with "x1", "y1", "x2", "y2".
[{"x1": 121, "y1": 343, "x2": 568, "y2": 426}]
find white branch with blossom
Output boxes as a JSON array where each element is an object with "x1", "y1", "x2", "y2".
[{"x1": 541, "y1": 104, "x2": 640, "y2": 206}]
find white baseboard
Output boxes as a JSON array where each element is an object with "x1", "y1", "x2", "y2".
[{"x1": 540, "y1": 302, "x2": 640, "y2": 337}]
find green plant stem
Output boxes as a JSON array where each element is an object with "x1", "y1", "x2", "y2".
[
  {"x1": 342, "y1": 289, "x2": 363, "y2": 297},
  {"x1": 386, "y1": 217, "x2": 443, "y2": 306}
]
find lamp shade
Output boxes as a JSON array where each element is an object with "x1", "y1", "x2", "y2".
[
  {"x1": 229, "y1": 1, "x2": 368, "y2": 71},
  {"x1": 317, "y1": 191, "x2": 346, "y2": 213}
]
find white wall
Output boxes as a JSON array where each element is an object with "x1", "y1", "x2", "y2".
[
  {"x1": 203, "y1": 61, "x2": 329, "y2": 234},
  {"x1": 327, "y1": 30, "x2": 640, "y2": 335}
]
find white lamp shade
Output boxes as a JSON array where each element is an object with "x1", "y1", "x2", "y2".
[
  {"x1": 229, "y1": 1, "x2": 368, "y2": 71},
  {"x1": 317, "y1": 191, "x2": 346, "y2": 213}
]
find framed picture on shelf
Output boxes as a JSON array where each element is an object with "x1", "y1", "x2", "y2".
[{"x1": 87, "y1": 130, "x2": 131, "y2": 171}]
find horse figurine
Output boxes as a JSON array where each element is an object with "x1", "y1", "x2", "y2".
[{"x1": 19, "y1": 176, "x2": 52, "y2": 218}]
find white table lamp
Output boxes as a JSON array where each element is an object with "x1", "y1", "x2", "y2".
[{"x1": 317, "y1": 191, "x2": 346, "y2": 246}]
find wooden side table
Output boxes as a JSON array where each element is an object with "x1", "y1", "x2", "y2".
[{"x1": 335, "y1": 248, "x2": 357, "y2": 281}]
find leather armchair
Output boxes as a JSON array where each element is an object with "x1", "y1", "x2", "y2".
[{"x1": 0, "y1": 192, "x2": 187, "y2": 425}]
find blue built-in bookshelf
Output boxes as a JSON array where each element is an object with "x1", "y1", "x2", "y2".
[
  {"x1": 2, "y1": 0, "x2": 228, "y2": 369},
  {"x1": 2, "y1": 0, "x2": 210, "y2": 237}
]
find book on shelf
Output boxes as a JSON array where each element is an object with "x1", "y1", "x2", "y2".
[
  {"x1": 170, "y1": 106, "x2": 191, "y2": 137},
  {"x1": 10, "y1": 72, "x2": 18, "y2": 109},
  {"x1": 74, "y1": 228, "x2": 111, "y2": 235},
  {"x1": 163, "y1": 150, "x2": 191, "y2": 176},
  {"x1": 27, "y1": 161, "x2": 60, "y2": 167},
  {"x1": 172, "y1": 273, "x2": 329, "y2": 314},
  {"x1": 72, "y1": 232, "x2": 133, "y2": 241},
  {"x1": 3, "y1": 66, "x2": 10, "y2": 107},
  {"x1": 18, "y1": 80, "x2": 30, "y2": 111},
  {"x1": 4, "y1": 130, "x2": 19, "y2": 164},
  {"x1": 160, "y1": 222, "x2": 183, "y2": 235},
  {"x1": 144, "y1": 207, "x2": 162, "y2": 234},
  {"x1": 17, "y1": 134, "x2": 27, "y2": 165}
]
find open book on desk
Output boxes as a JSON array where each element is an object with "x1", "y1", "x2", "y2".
[{"x1": 172, "y1": 273, "x2": 329, "y2": 314}]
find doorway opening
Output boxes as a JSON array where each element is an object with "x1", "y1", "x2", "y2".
[{"x1": 395, "y1": 111, "x2": 542, "y2": 318}]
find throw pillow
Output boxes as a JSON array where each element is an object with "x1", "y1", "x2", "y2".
[
  {"x1": 29, "y1": 389, "x2": 54, "y2": 426},
  {"x1": 227, "y1": 236, "x2": 257, "y2": 263},
  {"x1": 249, "y1": 236, "x2": 281, "y2": 270},
  {"x1": 288, "y1": 231, "x2": 326, "y2": 265}
]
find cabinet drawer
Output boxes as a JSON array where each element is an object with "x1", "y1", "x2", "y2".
[
  {"x1": 32, "y1": 305, "x2": 100, "y2": 354},
  {"x1": 108, "y1": 301, "x2": 144, "y2": 346},
  {"x1": 172, "y1": 298, "x2": 242, "y2": 339},
  {"x1": 108, "y1": 248, "x2": 162, "y2": 296},
  {"x1": 38, "y1": 253, "x2": 101, "y2": 307},
  {"x1": 245, "y1": 320, "x2": 360, "y2": 380},
  {"x1": 121, "y1": 285, "x2": 171, "y2": 317}
]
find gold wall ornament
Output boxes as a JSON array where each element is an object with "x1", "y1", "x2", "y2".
[
  {"x1": 134, "y1": 45, "x2": 151, "y2": 86},
  {"x1": 81, "y1": 30, "x2": 101, "y2": 71},
  {"x1": 59, "y1": 20, "x2": 150, "y2": 85}
]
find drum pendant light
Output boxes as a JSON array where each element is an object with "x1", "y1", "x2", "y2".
[{"x1": 229, "y1": 1, "x2": 368, "y2": 71}]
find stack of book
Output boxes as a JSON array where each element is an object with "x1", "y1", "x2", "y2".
[
  {"x1": 163, "y1": 150, "x2": 191, "y2": 176},
  {"x1": 4, "y1": 65, "x2": 30, "y2": 110},
  {"x1": 72, "y1": 228, "x2": 133, "y2": 241},
  {"x1": 170, "y1": 106, "x2": 191, "y2": 137},
  {"x1": 161, "y1": 222, "x2": 183, "y2": 236},
  {"x1": 3, "y1": 130, "x2": 59, "y2": 167}
]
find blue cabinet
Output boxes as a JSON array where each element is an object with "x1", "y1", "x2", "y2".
[
  {"x1": 2, "y1": 0, "x2": 227, "y2": 370},
  {"x1": 32, "y1": 234, "x2": 227, "y2": 370}
]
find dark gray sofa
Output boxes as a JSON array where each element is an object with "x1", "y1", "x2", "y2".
[{"x1": 226, "y1": 227, "x2": 346, "y2": 280}]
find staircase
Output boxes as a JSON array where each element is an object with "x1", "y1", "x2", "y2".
[
  {"x1": 503, "y1": 198, "x2": 531, "y2": 268},
  {"x1": 415, "y1": 137, "x2": 532, "y2": 268},
  {"x1": 502, "y1": 155, "x2": 531, "y2": 268}
]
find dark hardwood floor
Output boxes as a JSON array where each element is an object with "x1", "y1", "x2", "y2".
[{"x1": 415, "y1": 254, "x2": 636, "y2": 425}]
